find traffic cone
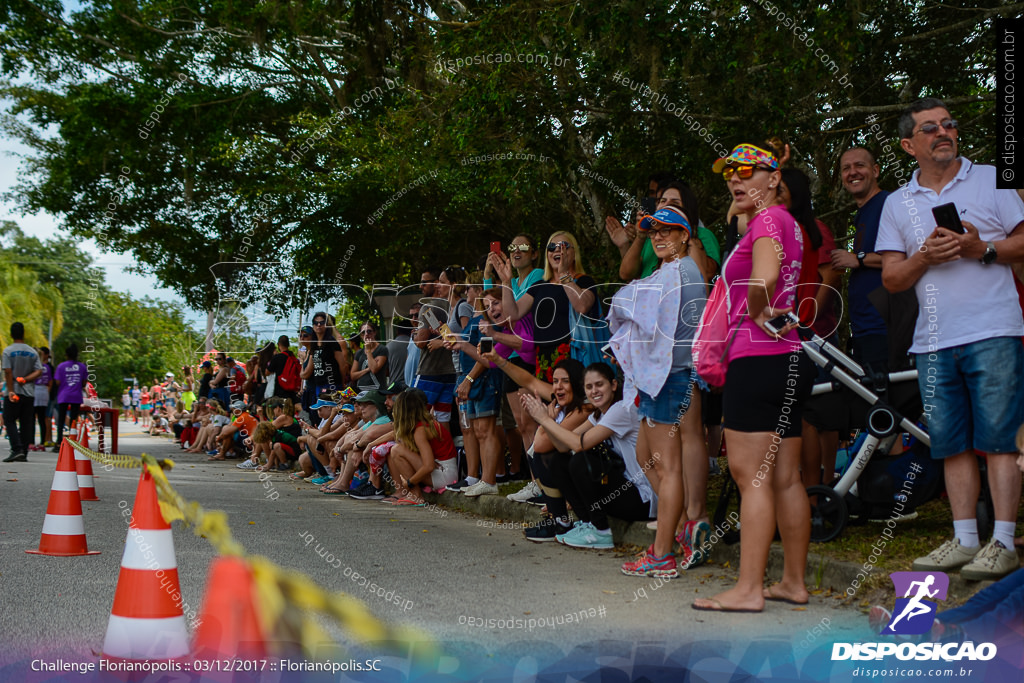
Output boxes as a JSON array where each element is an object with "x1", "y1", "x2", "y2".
[
  {"x1": 69, "y1": 438, "x2": 100, "y2": 501},
  {"x1": 26, "y1": 437, "x2": 100, "y2": 556},
  {"x1": 192, "y1": 557, "x2": 267, "y2": 659},
  {"x1": 101, "y1": 468, "x2": 190, "y2": 662}
]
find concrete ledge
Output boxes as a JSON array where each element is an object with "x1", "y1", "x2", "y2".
[{"x1": 423, "y1": 489, "x2": 993, "y2": 601}]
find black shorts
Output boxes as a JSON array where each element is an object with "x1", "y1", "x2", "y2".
[
  {"x1": 501, "y1": 356, "x2": 536, "y2": 394},
  {"x1": 723, "y1": 351, "x2": 815, "y2": 438},
  {"x1": 701, "y1": 389, "x2": 723, "y2": 427}
]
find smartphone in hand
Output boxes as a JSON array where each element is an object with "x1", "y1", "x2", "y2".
[
  {"x1": 479, "y1": 337, "x2": 494, "y2": 354},
  {"x1": 932, "y1": 202, "x2": 965, "y2": 234},
  {"x1": 764, "y1": 312, "x2": 801, "y2": 336},
  {"x1": 490, "y1": 241, "x2": 502, "y2": 255}
]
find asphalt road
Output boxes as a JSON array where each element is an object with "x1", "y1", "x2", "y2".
[{"x1": 0, "y1": 420, "x2": 880, "y2": 681}]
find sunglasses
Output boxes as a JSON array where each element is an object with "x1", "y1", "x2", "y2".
[
  {"x1": 914, "y1": 119, "x2": 958, "y2": 136},
  {"x1": 507, "y1": 244, "x2": 532, "y2": 253},
  {"x1": 312, "y1": 320, "x2": 326, "y2": 326},
  {"x1": 547, "y1": 241, "x2": 572, "y2": 252},
  {"x1": 722, "y1": 165, "x2": 772, "y2": 181},
  {"x1": 420, "y1": 279, "x2": 436, "y2": 284}
]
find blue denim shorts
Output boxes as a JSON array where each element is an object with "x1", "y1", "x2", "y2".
[
  {"x1": 915, "y1": 337, "x2": 1024, "y2": 459},
  {"x1": 638, "y1": 369, "x2": 698, "y2": 425},
  {"x1": 462, "y1": 369, "x2": 502, "y2": 420}
]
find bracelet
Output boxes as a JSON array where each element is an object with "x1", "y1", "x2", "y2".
[{"x1": 465, "y1": 375, "x2": 475, "y2": 383}]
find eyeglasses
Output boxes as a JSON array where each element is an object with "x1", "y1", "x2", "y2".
[
  {"x1": 420, "y1": 279, "x2": 436, "y2": 284},
  {"x1": 647, "y1": 226, "x2": 685, "y2": 238},
  {"x1": 508, "y1": 244, "x2": 532, "y2": 253},
  {"x1": 312, "y1": 320, "x2": 326, "y2": 326},
  {"x1": 913, "y1": 119, "x2": 958, "y2": 136},
  {"x1": 547, "y1": 241, "x2": 572, "y2": 252},
  {"x1": 722, "y1": 165, "x2": 771, "y2": 181}
]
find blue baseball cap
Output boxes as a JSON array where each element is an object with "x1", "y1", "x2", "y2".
[
  {"x1": 639, "y1": 207, "x2": 693, "y2": 234},
  {"x1": 311, "y1": 398, "x2": 337, "y2": 410}
]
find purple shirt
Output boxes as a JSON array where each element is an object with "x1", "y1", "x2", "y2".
[
  {"x1": 55, "y1": 360, "x2": 86, "y2": 405},
  {"x1": 34, "y1": 363, "x2": 52, "y2": 387},
  {"x1": 493, "y1": 315, "x2": 536, "y2": 367}
]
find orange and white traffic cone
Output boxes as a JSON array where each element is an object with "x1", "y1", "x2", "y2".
[
  {"x1": 69, "y1": 439, "x2": 100, "y2": 501},
  {"x1": 26, "y1": 437, "x2": 100, "y2": 557},
  {"x1": 192, "y1": 556, "x2": 267, "y2": 659},
  {"x1": 101, "y1": 468, "x2": 190, "y2": 662}
]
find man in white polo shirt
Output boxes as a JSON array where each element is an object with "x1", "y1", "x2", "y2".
[{"x1": 877, "y1": 97, "x2": 1024, "y2": 581}]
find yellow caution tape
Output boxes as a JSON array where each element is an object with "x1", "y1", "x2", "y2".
[{"x1": 65, "y1": 438, "x2": 433, "y2": 657}]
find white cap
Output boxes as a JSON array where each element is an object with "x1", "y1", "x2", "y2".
[{"x1": 165, "y1": 372, "x2": 174, "y2": 377}]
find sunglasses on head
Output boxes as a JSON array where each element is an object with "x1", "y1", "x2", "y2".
[
  {"x1": 507, "y1": 244, "x2": 532, "y2": 253},
  {"x1": 547, "y1": 241, "x2": 572, "y2": 252},
  {"x1": 722, "y1": 165, "x2": 773, "y2": 181},
  {"x1": 914, "y1": 119, "x2": 958, "y2": 136}
]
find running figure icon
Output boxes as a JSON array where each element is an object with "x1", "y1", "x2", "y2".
[
  {"x1": 883, "y1": 571, "x2": 949, "y2": 635},
  {"x1": 886, "y1": 575, "x2": 939, "y2": 632}
]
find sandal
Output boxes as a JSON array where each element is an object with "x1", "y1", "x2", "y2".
[
  {"x1": 391, "y1": 497, "x2": 425, "y2": 507},
  {"x1": 380, "y1": 495, "x2": 401, "y2": 504},
  {"x1": 322, "y1": 488, "x2": 348, "y2": 496},
  {"x1": 289, "y1": 472, "x2": 307, "y2": 481}
]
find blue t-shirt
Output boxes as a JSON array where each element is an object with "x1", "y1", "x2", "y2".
[
  {"x1": 456, "y1": 314, "x2": 483, "y2": 376},
  {"x1": 848, "y1": 190, "x2": 889, "y2": 337}
]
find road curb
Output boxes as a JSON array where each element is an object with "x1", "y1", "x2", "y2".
[{"x1": 422, "y1": 489, "x2": 993, "y2": 601}]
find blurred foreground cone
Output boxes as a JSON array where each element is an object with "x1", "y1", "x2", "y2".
[
  {"x1": 26, "y1": 438, "x2": 100, "y2": 556},
  {"x1": 102, "y1": 468, "x2": 190, "y2": 662},
  {"x1": 70, "y1": 439, "x2": 100, "y2": 501},
  {"x1": 192, "y1": 556, "x2": 267, "y2": 659}
]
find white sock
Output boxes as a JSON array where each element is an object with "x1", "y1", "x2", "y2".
[
  {"x1": 992, "y1": 521, "x2": 1016, "y2": 549},
  {"x1": 953, "y1": 520, "x2": 979, "y2": 548},
  {"x1": 465, "y1": 476, "x2": 480, "y2": 486},
  {"x1": 593, "y1": 526, "x2": 611, "y2": 534}
]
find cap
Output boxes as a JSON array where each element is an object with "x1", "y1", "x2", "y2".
[
  {"x1": 354, "y1": 390, "x2": 386, "y2": 412},
  {"x1": 230, "y1": 400, "x2": 246, "y2": 412},
  {"x1": 200, "y1": 360, "x2": 212, "y2": 368},
  {"x1": 299, "y1": 325, "x2": 314, "y2": 336},
  {"x1": 165, "y1": 372, "x2": 174, "y2": 378},
  {"x1": 639, "y1": 206, "x2": 693, "y2": 235},
  {"x1": 339, "y1": 404, "x2": 355, "y2": 413},
  {"x1": 712, "y1": 143, "x2": 779, "y2": 174},
  {"x1": 311, "y1": 398, "x2": 337, "y2": 410},
  {"x1": 381, "y1": 380, "x2": 407, "y2": 396}
]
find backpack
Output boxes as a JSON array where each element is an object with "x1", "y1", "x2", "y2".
[
  {"x1": 228, "y1": 363, "x2": 247, "y2": 394},
  {"x1": 277, "y1": 352, "x2": 302, "y2": 393}
]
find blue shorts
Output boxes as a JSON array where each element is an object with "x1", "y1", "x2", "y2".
[
  {"x1": 414, "y1": 375, "x2": 456, "y2": 423},
  {"x1": 638, "y1": 369, "x2": 697, "y2": 425},
  {"x1": 916, "y1": 337, "x2": 1024, "y2": 459},
  {"x1": 463, "y1": 369, "x2": 502, "y2": 420}
]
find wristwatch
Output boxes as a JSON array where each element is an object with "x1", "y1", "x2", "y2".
[
  {"x1": 856, "y1": 252, "x2": 866, "y2": 268},
  {"x1": 981, "y1": 242, "x2": 997, "y2": 265}
]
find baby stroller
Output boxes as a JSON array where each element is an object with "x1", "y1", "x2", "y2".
[{"x1": 798, "y1": 326, "x2": 940, "y2": 542}]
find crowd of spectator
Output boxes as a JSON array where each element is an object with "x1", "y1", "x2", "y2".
[{"x1": 15, "y1": 98, "x2": 1022, "y2": 618}]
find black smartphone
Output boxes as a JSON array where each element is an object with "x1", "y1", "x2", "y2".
[
  {"x1": 640, "y1": 197, "x2": 658, "y2": 215},
  {"x1": 932, "y1": 202, "x2": 965, "y2": 234},
  {"x1": 479, "y1": 337, "x2": 494, "y2": 354}
]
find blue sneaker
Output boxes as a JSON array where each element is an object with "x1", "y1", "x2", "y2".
[
  {"x1": 557, "y1": 521, "x2": 613, "y2": 549},
  {"x1": 311, "y1": 475, "x2": 332, "y2": 485}
]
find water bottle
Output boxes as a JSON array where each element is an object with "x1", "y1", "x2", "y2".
[{"x1": 459, "y1": 401, "x2": 470, "y2": 430}]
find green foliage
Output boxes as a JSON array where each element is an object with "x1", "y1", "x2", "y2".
[{"x1": 0, "y1": 0, "x2": 1011, "y2": 309}]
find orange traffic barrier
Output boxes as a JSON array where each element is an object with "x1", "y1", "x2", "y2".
[{"x1": 69, "y1": 438, "x2": 100, "y2": 501}]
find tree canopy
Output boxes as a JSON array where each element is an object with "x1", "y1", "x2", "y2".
[{"x1": 1, "y1": 0, "x2": 1015, "y2": 310}]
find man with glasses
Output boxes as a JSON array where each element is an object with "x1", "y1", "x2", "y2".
[{"x1": 877, "y1": 97, "x2": 1024, "y2": 580}]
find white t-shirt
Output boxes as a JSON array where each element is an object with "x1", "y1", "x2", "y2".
[
  {"x1": 211, "y1": 414, "x2": 230, "y2": 427},
  {"x1": 588, "y1": 400, "x2": 656, "y2": 516},
  {"x1": 876, "y1": 159, "x2": 1024, "y2": 353}
]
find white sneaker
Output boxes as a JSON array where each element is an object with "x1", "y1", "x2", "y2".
[
  {"x1": 236, "y1": 459, "x2": 258, "y2": 470},
  {"x1": 961, "y1": 539, "x2": 1018, "y2": 581},
  {"x1": 912, "y1": 538, "x2": 979, "y2": 572},
  {"x1": 507, "y1": 480, "x2": 541, "y2": 503},
  {"x1": 462, "y1": 480, "x2": 499, "y2": 497}
]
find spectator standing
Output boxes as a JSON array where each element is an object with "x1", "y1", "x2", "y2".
[
  {"x1": 832, "y1": 146, "x2": 892, "y2": 375},
  {"x1": 386, "y1": 315, "x2": 411, "y2": 387},
  {"x1": 52, "y1": 343, "x2": 86, "y2": 450},
  {"x1": 351, "y1": 321, "x2": 389, "y2": 391},
  {"x1": 303, "y1": 312, "x2": 347, "y2": 415},
  {"x1": 2, "y1": 322, "x2": 43, "y2": 462},
  {"x1": 32, "y1": 346, "x2": 54, "y2": 449},
  {"x1": 414, "y1": 267, "x2": 458, "y2": 428},
  {"x1": 878, "y1": 98, "x2": 1024, "y2": 580},
  {"x1": 267, "y1": 335, "x2": 301, "y2": 402},
  {"x1": 403, "y1": 303, "x2": 422, "y2": 389}
]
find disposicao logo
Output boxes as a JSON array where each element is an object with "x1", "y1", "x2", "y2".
[
  {"x1": 831, "y1": 571, "x2": 997, "y2": 662},
  {"x1": 884, "y1": 571, "x2": 948, "y2": 635}
]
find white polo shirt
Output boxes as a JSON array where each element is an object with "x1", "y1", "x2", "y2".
[{"x1": 876, "y1": 159, "x2": 1024, "y2": 353}]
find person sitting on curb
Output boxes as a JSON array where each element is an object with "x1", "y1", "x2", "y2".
[
  {"x1": 209, "y1": 400, "x2": 257, "y2": 461},
  {"x1": 321, "y1": 390, "x2": 393, "y2": 496},
  {"x1": 292, "y1": 396, "x2": 345, "y2": 482},
  {"x1": 387, "y1": 388, "x2": 459, "y2": 506}
]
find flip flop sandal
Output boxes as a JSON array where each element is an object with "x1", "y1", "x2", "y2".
[
  {"x1": 322, "y1": 488, "x2": 348, "y2": 496},
  {"x1": 380, "y1": 495, "x2": 401, "y2": 504},
  {"x1": 691, "y1": 598, "x2": 762, "y2": 613},
  {"x1": 391, "y1": 497, "x2": 425, "y2": 507},
  {"x1": 763, "y1": 586, "x2": 809, "y2": 606}
]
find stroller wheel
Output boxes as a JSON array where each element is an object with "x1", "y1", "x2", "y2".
[{"x1": 808, "y1": 485, "x2": 848, "y2": 543}]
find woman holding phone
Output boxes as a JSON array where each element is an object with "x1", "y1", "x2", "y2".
[{"x1": 691, "y1": 142, "x2": 814, "y2": 613}]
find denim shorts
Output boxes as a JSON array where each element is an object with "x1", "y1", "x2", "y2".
[
  {"x1": 461, "y1": 369, "x2": 502, "y2": 420},
  {"x1": 638, "y1": 369, "x2": 697, "y2": 425},
  {"x1": 916, "y1": 336, "x2": 1024, "y2": 459}
]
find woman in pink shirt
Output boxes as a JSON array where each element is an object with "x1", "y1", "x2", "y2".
[{"x1": 692, "y1": 143, "x2": 815, "y2": 614}]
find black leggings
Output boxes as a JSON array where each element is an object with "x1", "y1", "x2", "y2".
[
  {"x1": 530, "y1": 449, "x2": 570, "y2": 520},
  {"x1": 35, "y1": 405, "x2": 48, "y2": 444},
  {"x1": 56, "y1": 402, "x2": 81, "y2": 444},
  {"x1": 539, "y1": 448, "x2": 652, "y2": 529}
]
